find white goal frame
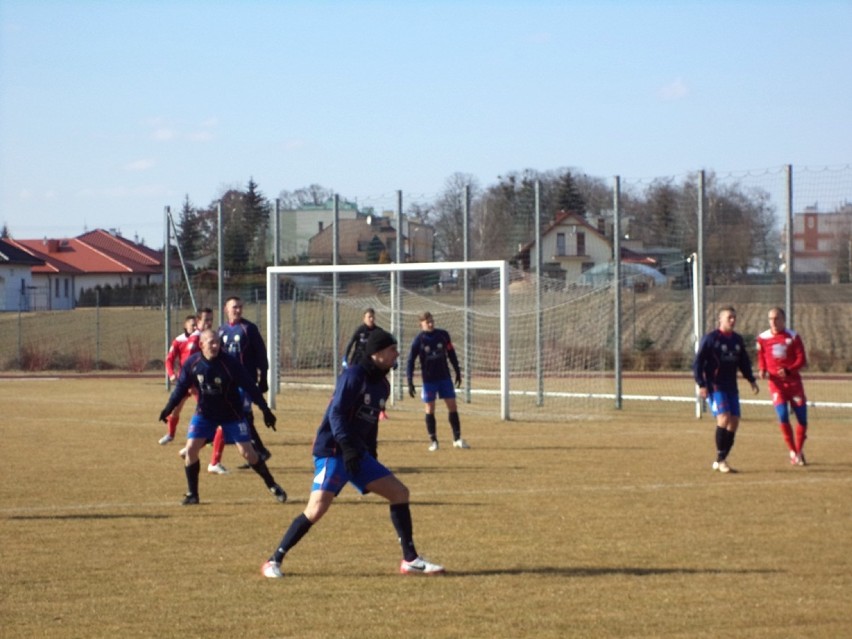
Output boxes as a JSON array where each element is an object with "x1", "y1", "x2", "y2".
[{"x1": 266, "y1": 260, "x2": 511, "y2": 419}]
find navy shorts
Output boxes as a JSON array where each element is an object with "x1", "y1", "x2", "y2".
[
  {"x1": 311, "y1": 453, "x2": 392, "y2": 496},
  {"x1": 421, "y1": 378, "x2": 456, "y2": 403}
]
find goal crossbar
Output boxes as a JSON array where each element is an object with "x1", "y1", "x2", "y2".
[{"x1": 265, "y1": 260, "x2": 511, "y2": 419}]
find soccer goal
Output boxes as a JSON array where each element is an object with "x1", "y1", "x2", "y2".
[{"x1": 265, "y1": 260, "x2": 619, "y2": 421}]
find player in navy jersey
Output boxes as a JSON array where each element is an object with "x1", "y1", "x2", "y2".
[
  {"x1": 218, "y1": 296, "x2": 272, "y2": 464},
  {"x1": 158, "y1": 330, "x2": 286, "y2": 505},
  {"x1": 342, "y1": 307, "x2": 389, "y2": 420},
  {"x1": 693, "y1": 306, "x2": 759, "y2": 473},
  {"x1": 261, "y1": 328, "x2": 444, "y2": 578},
  {"x1": 342, "y1": 307, "x2": 380, "y2": 366},
  {"x1": 406, "y1": 311, "x2": 469, "y2": 451}
]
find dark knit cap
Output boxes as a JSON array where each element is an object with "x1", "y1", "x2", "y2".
[{"x1": 363, "y1": 328, "x2": 397, "y2": 356}]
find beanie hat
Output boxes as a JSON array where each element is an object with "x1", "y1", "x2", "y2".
[{"x1": 363, "y1": 328, "x2": 397, "y2": 357}]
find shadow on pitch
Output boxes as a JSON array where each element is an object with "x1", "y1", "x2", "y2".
[
  {"x1": 442, "y1": 565, "x2": 783, "y2": 578},
  {"x1": 8, "y1": 513, "x2": 170, "y2": 521}
]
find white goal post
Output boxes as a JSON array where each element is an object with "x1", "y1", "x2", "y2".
[{"x1": 266, "y1": 260, "x2": 511, "y2": 418}]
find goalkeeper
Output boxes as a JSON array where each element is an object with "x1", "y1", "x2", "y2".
[{"x1": 406, "y1": 311, "x2": 469, "y2": 451}]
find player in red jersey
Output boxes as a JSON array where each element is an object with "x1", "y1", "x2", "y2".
[
  {"x1": 756, "y1": 307, "x2": 809, "y2": 466},
  {"x1": 160, "y1": 314, "x2": 198, "y2": 445}
]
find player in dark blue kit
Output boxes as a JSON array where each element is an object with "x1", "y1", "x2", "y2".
[
  {"x1": 693, "y1": 306, "x2": 759, "y2": 473},
  {"x1": 261, "y1": 328, "x2": 444, "y2": 578},
  {"x1": 159, "y1": 330, "x2": 287, "y2": 505},
  {"x1": 218, "y1": 296, "x2": 272, "y2": 465},
  {"x1": 406, "y1": 311, "x2": 469, "y2": 451},
  {"x1": 342, "y1": 307, "x2": 380, "y2": 367}
]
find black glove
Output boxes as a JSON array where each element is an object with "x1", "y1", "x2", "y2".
[
  {"x1": 261, "y1": 407, "x2": 277, "y2": 431},
  {"x1": 408, "y1": 382, "x2": 416, "y2": 398},
  {"x1": 258, "y1": 377, "x2": 269, "y2": 394},
  {"x1": 159, "y1": 408, "x2": 171, "y2": 423},
  {"x1": 339, "y1": 440, "x2": 362, "y2": 476},
  {"x1": 455, "y1": 372, "x2": 462, "y2": 388}
]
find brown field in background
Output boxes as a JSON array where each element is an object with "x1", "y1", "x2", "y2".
[
  {"x1": 1, "y1": 378, "x2": 850, "y2": 638},
  {"x1": 3, "y1": 283, "x2": 852, "y2": 373}
]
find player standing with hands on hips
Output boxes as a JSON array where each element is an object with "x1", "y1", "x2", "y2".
[
  {"x1": 158, "y1": 330, "x2": 286, "y2": 505},
  {"x1": 261, "y1": 328, "x2": 444, "y2": 578},
  {"x1": 693, "y1": 306, "x2": 759, "y2": 473},
  {"x1": 406, "y1": 311, "x2": 469, "y2": 451},
  {"x1": 756, "y1": 306, "x2": 809, "y2": 466}
]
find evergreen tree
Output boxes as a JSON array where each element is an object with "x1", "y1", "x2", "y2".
[
  {"x1": 177, "y1": 195, "x2": 204, "y2": 261},
  {"x1": 555, "y1": 171, "x2": 587, "y2": 215},
  {"x1": 243, "y1": 177, "x2": 271, "y2": 269}
]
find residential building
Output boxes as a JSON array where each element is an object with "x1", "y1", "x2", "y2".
[
  {"x1": 512, "y1": 211, "x2": 665, "y2": 286},
  {"x1": 8, "y1": 229, "x2": 170, "y2": 310},
  {"x1": 789, "y1": 203, "x2": 852, "y2": 282},
  {"x1": 307, "y1": 214, "x2": 434, "y2": 264},
  {"x1": 0, "y1": 238, "x2": 45, "y2": 311},
  {"x1": 273, "y1": 198, "x2": 363, "y2": 262}
]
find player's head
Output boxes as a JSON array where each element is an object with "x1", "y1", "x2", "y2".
[
  {"x1": 199, "y1": 329, "x2": 220, "y2": 359},
  {"x1": 196, "y1": 307, "x2": 214, "y2": 330},
  {"x1": 717, "y1": 306, "x2": 737, "y2": 333},
  {"x1": 419, "y1": 311, "x2": 434, "y2": 332},
  {"x1": 363, "y1": 328, "x2": 398, "y2": 370},
  {"x1": 363, "y1": 308, "x2": 376, "y2": 327},
  {"x1": 768, "y1": 307, "x2": 786, "y2": 334},
  {"x1": 225, "y1": 296, "x2": 243, "y2": 323},
  {"x1": 183, "y1": 315, "x2": 196, "y2": 334}
]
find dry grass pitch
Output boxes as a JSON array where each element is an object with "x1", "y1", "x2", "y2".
[{"x1": 1, "y1": 376, "x2": 850, "y2": 638}]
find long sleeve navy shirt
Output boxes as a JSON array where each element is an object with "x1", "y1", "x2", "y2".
[
  {"x1": 165, "y1": 351, "x2": 269, "y2": 422},
  {"x1": 406, "y1": 328, "x2": 460, "y2": 384},
  {"x1": 218, "y1": 319, "x2": 268, "y2": 386},
  {"x1": 693, "y1": 329, "x2": 756, "y2": 394},
  {"x1": 311, "y1": 362, "x2": 389, "y2": 458}
]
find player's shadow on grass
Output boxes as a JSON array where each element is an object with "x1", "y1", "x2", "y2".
[
  {"x1": 8, "y1": 513, "x2": 170, "y2": 521},
  {"x1": 444, "y1": 565, "x2": 782, "y2": 578}
]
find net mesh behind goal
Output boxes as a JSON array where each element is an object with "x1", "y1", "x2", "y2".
[{"x1": 268, "y1": 261, "x2": 616, "y2": 420}]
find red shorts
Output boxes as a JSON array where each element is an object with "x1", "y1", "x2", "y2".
[{"x1": 768, "y1": 379, "x2": 806, "y2": 407}]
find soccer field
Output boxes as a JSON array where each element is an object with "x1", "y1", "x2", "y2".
[{"x1": 1, "y1": 377, "x2": 850, "y2": 638}]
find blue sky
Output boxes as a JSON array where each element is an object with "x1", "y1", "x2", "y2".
[{"x1": 1, "y1": 0, "x2": 850, "y2": 246}]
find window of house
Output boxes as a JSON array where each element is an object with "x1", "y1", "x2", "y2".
[
  {"x1": 556, "y1": 233, "x2": 566, "y2": 256},
  {"x1": 64, "y1": 279, "x2": 69, "y2": 297},
  {"x1": 576, "y1": 232, "x2": 586, "y2": 256},
  {"x1": 318, "y1": 221, "x2": 324, "y2": 233}
]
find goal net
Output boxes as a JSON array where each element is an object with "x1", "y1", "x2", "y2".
[{"x1": 266, "y1": 260, "x2": 616, "y2": 421}]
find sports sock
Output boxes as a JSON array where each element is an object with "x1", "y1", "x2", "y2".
[
  {"x1": 795, "y1": 424, "x2": 808, "y2": 454},
  {"x1": 210, "y1": 427, "x2": 225, "y2": 465},
  {"x1": 715, "y1": 426, "x2": 726, "y2": 461},
  {"x1": 724, "y1": 429, "x2": 736, "y2": 458},
  {"x1": 248, "y1": 415, "x2": 270, "y2": 457},
  {"x1": 273, "y1": 513, "x2": 313, "y2": 563},
  {"x1": 167, "y1": 415, "x2": 179, "y2": 438},
  {"x1": 185, "y1": 460, "x2": 200, "y2": 497},
  {"x1": 250, "y1": 458, "x2": 276, "y2": 488},
  {"x1": 390, "y1": 503, "x2": 418, "y2": 562},
  {"x1": 449, "y1": 411, "x2": 461, "y2": 441},
  {"x1": 779, "y1": 422, "x2": 795, "y2": 452},
  {"x1": 425, "y1": 414, "x2": 437, "y2": 441}
]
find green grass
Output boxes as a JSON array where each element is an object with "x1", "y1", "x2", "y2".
[{"x1": 1, "y1": 378, "x2": 850, "y2": 638}]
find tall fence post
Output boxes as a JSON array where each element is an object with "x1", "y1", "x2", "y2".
[{"x1": 785, "y1": 164, "x2": 794, "y2": 328}]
